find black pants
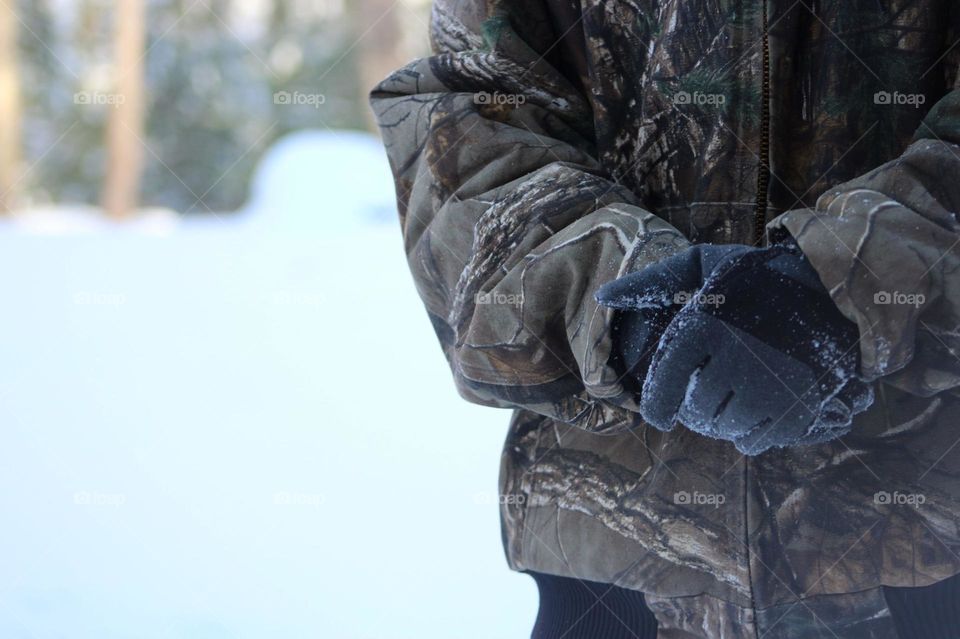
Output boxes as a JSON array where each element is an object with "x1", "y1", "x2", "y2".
[{"x1": 529, "y1": 571, "x2": 960, "y2": 639}]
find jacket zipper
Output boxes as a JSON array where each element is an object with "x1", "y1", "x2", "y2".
[
  {"x1": 753, "y1": 0, "x2": 772, "y2": 246},
  {"x1": 745, "y1": 11, "x2": 769, "y2": 637}
]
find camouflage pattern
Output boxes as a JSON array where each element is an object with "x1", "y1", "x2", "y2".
[{"x1": 371, "y1": 0, "x2": 960, "y2": 636}]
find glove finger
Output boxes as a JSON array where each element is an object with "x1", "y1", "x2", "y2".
[
  {"x1": 791, "y1": 397, "x2": 855, "y2": 447},
  {"x1": 732, "y1": 392, "x2": 822, "y2": 455},
  {"x1": 733, "y1": 424, "x2": 784, "y2": 456},
  {"x1": 742, "y1": 377, "x2": 872, "y2": 453},
  {"x1": 639, "y1": 310, "x2": 712, "y2": 431},
  {"x1": 726, "y1": 385, "x2": 821, "y2": 456},
  {"x1": 674, "y1": 320, "x2": 746, "y2": 439},
  {"x1": 817, "y1": 395, "x2": 853, "y2": 427},
  {"x1": 833, "y1": 377, "x2": 875, "y2": 416},
  {"x1": 676, "y1": 362, "x2": 733, "y2": 439},
  {"x1": 743, "y1": 379, "x2": 868, "y2": 453},
  {"x1": 678, "y1": 327, "x2": 809, "y2": 444},
  {"x1": 793, "y1": 378, "x2": 874, "y2": 446},
  {"x1": 736, "y1": 384, "x2": 832, "y2": 455},
  {"x1": 735, "y1": 417, "x2": 837, "y2": 455}
]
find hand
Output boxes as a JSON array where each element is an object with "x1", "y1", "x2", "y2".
[
  {"x1": 596, "y1": 244, "x2": 754, "y2": 387},
  {"x1": 641, "y1": 244, "x2": 874, "y2": 454}
]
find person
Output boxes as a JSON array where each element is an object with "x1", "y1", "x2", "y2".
[{"x1": 371, "y1": 1, "x2": 960, "y2": 637}]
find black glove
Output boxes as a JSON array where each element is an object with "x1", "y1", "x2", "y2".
[
  {"x1": 599, "y1": 244, "x2": 753, "y2": 389},
  {"x1": 599, "y1": 243, "x2": 874, "y2": 455}
]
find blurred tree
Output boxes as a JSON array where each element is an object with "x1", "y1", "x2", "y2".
[
  {"x1": 14, "y1": 0, "x2": 430, "y2": 214},
  {"x1": 351, "y1": 0, "x2": 406, "y2": 131},
  {"x1": 142, "y1": 0, "x2": 277, "y2": 213},
  {"x1": 103, "y1": 0, "x2": 146, "y2": 218},
  {"x1": 0, "y1": 0, "x2": 21, "y2": 213}
]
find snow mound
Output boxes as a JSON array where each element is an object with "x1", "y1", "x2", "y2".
[{"x1": 243, "y1": 129, "x2": 397, "y2": 231}]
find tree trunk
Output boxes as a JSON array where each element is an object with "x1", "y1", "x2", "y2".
[
  {"x1": 0, "y1": 0, "x2": 21, "y2": 214},
  {"x1": 351, "y1": 0, "x2": 410, "y2": 132},
  {"x1": 102, "y1": 0, "x2": 146, "y2": 219}
]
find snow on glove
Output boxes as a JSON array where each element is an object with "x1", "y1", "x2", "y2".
[
  {"x1": 596, "y1": 244, "x2": 754, "y2": 389},
  {"x1": 640, "y1": 244, "x2": 874, "y2": 455}
]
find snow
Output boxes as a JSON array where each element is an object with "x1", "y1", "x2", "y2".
[
  {"x1": 0, "y1": 131, "x2": 535, "y2": 639},
  {"x1": 1, "y1": 205, "x2": 181, "y2": 236},
  {"x1": 244, "y1": 129, "x2": 398, "y2": 231}
]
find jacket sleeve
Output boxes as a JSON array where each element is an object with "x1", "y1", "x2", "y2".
[
  {"x1": 769, "y1": 84, "x2": 960, "y2": 397},
  {"x1": 370, "y1": 0, "x2": 689, "y2": 433}
]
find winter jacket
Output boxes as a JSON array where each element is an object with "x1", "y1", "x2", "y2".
[{"x1": 370, "y1": 1, "x2": 960, "y2": 637}]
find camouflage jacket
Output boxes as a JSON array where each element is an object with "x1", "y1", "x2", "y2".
[{"x1": 371, "y1": 1, "x2": 960, "y2": 637}]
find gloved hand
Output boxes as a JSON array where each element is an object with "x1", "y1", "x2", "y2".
[
  {"x1": 598, "y1": 242, "x2": 875, "y2": 455},
  {"x1": 598, "y1": 244, "x2": 754, "y2": 388}
]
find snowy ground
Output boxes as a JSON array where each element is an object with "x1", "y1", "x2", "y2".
[{"x1": 0, "y1": 131, "x2": 536, "y2": 638}]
